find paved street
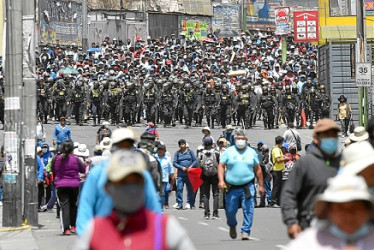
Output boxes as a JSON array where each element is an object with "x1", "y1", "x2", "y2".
[{"x1": 0, "y1": 119, "x2": 340, "y2": 249}]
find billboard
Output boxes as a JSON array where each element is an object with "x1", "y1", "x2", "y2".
[
  {"x1": 39, "y1": 0, "x2": 82, "y2": 46},
  {"x1": 275, "y1": 7, "x2": 291, "y2": 35},
  {"x1": 293, "y1": 10, "x2": 319, "y2": 42},
  {"x1": 212, "y1": 5, "x2": 240, "y2": 33}
]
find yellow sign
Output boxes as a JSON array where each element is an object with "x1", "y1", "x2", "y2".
[{"x1": 181, "y1": 21, "x2": 208, "y2": 39}]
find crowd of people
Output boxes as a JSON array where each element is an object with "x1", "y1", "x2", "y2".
[
  {"x1": 31, "y1": 109, "x2": 374, "y2": 249},
  {"x1": 36, "y1": 31, "x2": 330, "y2": 130}
]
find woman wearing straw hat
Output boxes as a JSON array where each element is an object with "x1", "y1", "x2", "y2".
[
  {"x1": 286, "y1": 175, "x2": 374, "y2": 249},
  {"x1": 336, "y1": 95, "x2": 352, "y2": 138}
]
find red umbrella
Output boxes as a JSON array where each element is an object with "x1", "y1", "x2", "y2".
[{"x1": 187, "y1": 168, "x2": 203, "y2": 193}]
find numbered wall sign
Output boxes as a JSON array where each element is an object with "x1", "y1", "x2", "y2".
[{"x1": 356, "y1": 63, "x2": 372, "y2": 87}]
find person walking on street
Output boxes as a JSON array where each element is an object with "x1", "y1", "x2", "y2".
[
  {"x1": 283, "y1": 122, "x2": 301, "y2": 150},
  {"x1": 76, "y1": 150, "x2": 196, "y2": 250},
  {"x1": 173, "y1": 139, "x2": 198, "y2": 210},
  {"x1": 36, "y1": 117, "x2": 46, "y2": 146},
  {"x1": 270, "y1": 136, "x2": 289, "y2": 208},
  {"x1": 281, "y1": 119, "x2": 341, "y2": 239},
  {"x1": 258, "y1": 145, "x2": 272, "y2": 207},
  {"x1": 53, "y1": 117, "x2": 72, "y2": 147},
  {"x1": 336, "y1": 95, "x2": 352, "y2": 138},
  {"x1": 218, "y1": 130, "x2": 264, "y2": 240},
  {"x1": 155, "y1": 144, "x2": 175, "y2": 210},
  {"x1": 52, "y1": 141, "x2": 86, "y2": 235},
  {"x1": 199, "y1": 137, "x2": 220, "y2": 220}
]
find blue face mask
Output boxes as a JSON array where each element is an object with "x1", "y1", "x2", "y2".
[
  {"x1": 42, "y1": 148, "x2": 48, "y2": 154},
  {"x1": 320, "y1": 137, "x2": 338, "y2": 155},
  {"x1": 329, "y1": 223, "x2": 369, "y2": 243}
]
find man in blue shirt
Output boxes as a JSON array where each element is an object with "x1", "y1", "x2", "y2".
[
  {"x1": 218, "y1": 130, "x2": 264, "y2": 240},
  {"x1": 173, "y1": 139, "x2": 197, "y2": 210},
  {"x1": 52, "y1": 117, "x2": 72, "y2": 147},
  {"x1": 76, "y1": 128, "x2": 162, "y2": 236},
  {"x1": 222, "y1": 125, "x2": 235, "y2": 146}
]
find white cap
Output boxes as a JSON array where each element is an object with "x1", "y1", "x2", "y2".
[
  {"x1": 100, "y1": 137, "x2": 113, "y2": 150},
  {"x1": 111, "y1": 128, "x2": 137, "y2": 145}
]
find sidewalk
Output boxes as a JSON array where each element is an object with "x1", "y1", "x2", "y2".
[{"x1": 0, "y1": 207, "x2": 77, "y2": 250}]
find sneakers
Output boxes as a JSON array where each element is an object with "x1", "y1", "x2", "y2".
[
  {"x1": 185, "y1": 203, "x2": 191, "y2": 209},
  {"x1": 270, "y1": 204, "x2": 281, "y2": 208},
  {"x1": 172, "y1": 203, "x2": 179, "y2": 209},
  {"x1": 39, "y1": 205, "x2": 47, "y2": 212},
  {"x1": 0, "y1": 201, "x2": 3, "y2": 206},
  {"x1": 241, "y1": 233, "x2": 249, "y2": 240},
  {"x1": 212, "y1": 215, "x2": 221, "y2": 220},
  {"x1": 70, "y1": 226, "x2": 76, "y2": 234},
  {"x1": 63, "y1": 229, "x2": 72, "y2": 235},
  {"x1": 229, "y1": 227, "x2": 237, "y2": 239},
  {"x1": 204, "y1": 215, "x2": 210, "y2": 220},
  {"x1": 199, "y1": 202, "x2": 204, "y2": 209},
  {"x1": 164, "y1": 205, "x2": 169, "y2": 209}
]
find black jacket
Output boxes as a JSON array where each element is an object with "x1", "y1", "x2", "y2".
[{"x1": 281, "y1": 145, "x2": 340, "y2": 229}]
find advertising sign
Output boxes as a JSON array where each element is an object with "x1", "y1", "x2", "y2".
[
  {"x1": 293, "y1": 10, "x2": 319, "y2": 42},
  {"x1": 275, "y1": 7, "x2": 291, "y2": 35},
  {"x1": 181, "y1": 21, "x2": 208, "y2": 39}
]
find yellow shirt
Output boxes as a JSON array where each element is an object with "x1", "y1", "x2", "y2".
[
  {"x1": 339, "y1": 103, "x2": 347, "y2": 119},
  {"x1": 272, "y1": 146, "x2": 285, "y2": 171}
]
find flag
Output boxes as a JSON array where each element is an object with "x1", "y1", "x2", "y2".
[{"x1": 187, "y1": 168, "x2": 203, "y2": 193}]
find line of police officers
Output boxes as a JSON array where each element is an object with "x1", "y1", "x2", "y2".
[{"x1": 36, "y1": 74, "x2": 331, "y2": 129}]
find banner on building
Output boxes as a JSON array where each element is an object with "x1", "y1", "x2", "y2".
[
  {"x1": 39, "y1": 0, "x2": 82, "y2": 46},
  {"x1": 293, "y1": 10, "x2": 319, "y2": 42},
  {"x1": 275, "y1": 7, "x2": 291, "y2": 35},
  {"x1": 181, "y1": 21, "x2": 208, "y2": 39}
]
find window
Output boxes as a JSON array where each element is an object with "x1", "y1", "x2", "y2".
[{"x1": 329, "y1": 0, "x2": 357, "y2": 16}]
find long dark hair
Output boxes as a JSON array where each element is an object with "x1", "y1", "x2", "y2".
[{"x1": 61, "y1": 140, "x2": 74, "y2": 161}]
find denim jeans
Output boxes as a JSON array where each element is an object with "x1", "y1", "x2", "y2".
[
  {"x1": 260, "y1": 179, "x2": 272, "y2": 206},
  {"x1": 225, "y1": 181, "x2": 255, "y2": 235},
  {"x1": 176, "y1": 175, "x2": 194, "y2": 207},
  {"x1": 160, "y1": 182, "x2": 171, "y2": 207},
  {"x1": 47, "y1": 182, "x2": 57, "y2": 209}
]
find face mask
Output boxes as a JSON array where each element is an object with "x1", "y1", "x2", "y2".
[
  {"x1": 235, "y1": 139, "x2": 247, "y2": 149},
  {"x1": 107, "y1": 183, "x2": 144, "y2": 215},
  {"x1": 42, "y1": 148, "x2": 48, "y2": 154},
  {"x1": 329, "y1": 223, "x2": 369, "y2": 243},
  {"x1": 320, "y1": 138, "x2": 338, "y2": 155}
]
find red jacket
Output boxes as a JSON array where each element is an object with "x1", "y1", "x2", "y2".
[{"x1": 90, "y1": 208, "x2": 168, "y2": 250}]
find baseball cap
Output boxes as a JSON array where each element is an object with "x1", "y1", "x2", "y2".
[
  {"x1": 340, "y1": 141, "x2": 374, "y2": 176},
  {"x1": 106, "y1": 150, "x2": 146, "y2": 182},
  {"x1": 313, "y1": 118, "x2": 340, "y2": 136},
  {"x1": 157, "y1": 144, "x2": 166, "y2": 150},
  {"x1": 203, "y1": 137, "x2": 213, "y2": 145},
  {"x1": 111, "y1": 128, "x2": 137, "y2": 144},
  {"x1": 60, "y1": 116, "x2": 66, "y2": 121},
  {"x1": 314, "y1": 175, "x2": 372, "y2": 219}
]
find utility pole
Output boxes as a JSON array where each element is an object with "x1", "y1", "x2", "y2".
[
  {"x1": 3, "y1": 0, "x2": 23, "y2": 227},
  {"x1": 242, "y1": 0, "x2": 247, "y2": 32},
  {"x1": 22, "y1": 0, "x2": 37, "y2": 226},
  {"x1": 82, "y1": 0, "x2": 88, "y2": 52},
  {"x1": 357, "y1": 0, "x2": 368, "y2": 127}
]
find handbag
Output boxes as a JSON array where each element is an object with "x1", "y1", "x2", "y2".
[
  {"x1": 290, "y1": 129, "x2": 302, "y2": 152},
  {"x1": 349, "y1": 119, "x2": 355, "y2": 134}
]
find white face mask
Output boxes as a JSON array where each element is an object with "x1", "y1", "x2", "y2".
[{"x1": 235, "y1": 139, "x2": 247, "y2": 149}]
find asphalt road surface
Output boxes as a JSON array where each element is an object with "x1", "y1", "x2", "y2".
[{"x1": 33, "y1": 119, "x2": 320, "y2": 249}]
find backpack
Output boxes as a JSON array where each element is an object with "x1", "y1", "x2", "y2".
[
  {"x1": 200, "y1": 149, "x2": 218, "y2": 176},
  {"x1": 145, "y1": 127, "x2": 156, "y2": 135}
]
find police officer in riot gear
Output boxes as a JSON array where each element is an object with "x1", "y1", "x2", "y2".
[
  {"x1": 71, "y1": 80, "x2": 85, "y2": 126},
  {"x1": 160, "y1": 82, "x2": 175, "y2": 127},
  {"x1": 90, "y1": 81, "x2": 102, "y2": 127},
  {"x1": 283, "y1": 85, "x2": 299, "y2": 125},
  {"x1": 121, "y1": 82, "x2": 139, "y2": 126},
  {"x1": 143, "y1": 80, "x2": 158, "y2": 123},
  {"x1": 218, "y1": 84, "x2": 236, "y2": 128},
  {"x1": 182, "y1": 83, "x2": 196, "y2": 128},
  {"x1": 320, "y1": 85, "x2": 331, "y2": 119},
  {"x1": 53, "y1": 79, "x2": 67, "y2": 120},
  {"x1": 260, "y1": 86, "x2": 276, "y2": 129},
  {"x1": 237, "y1": 84, "x2": 251, "y2": 129},
  {"x1": 202, "y1": 84, "x2": 218, "y2": 128},
  {"x1": 308, "y1": 86, "x2": 323, "y2": 129},
  {"x1": 37, "y1": 79, "x2": 50, "y2": 124}
]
